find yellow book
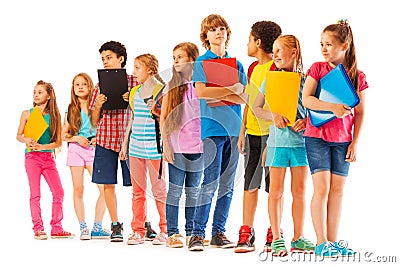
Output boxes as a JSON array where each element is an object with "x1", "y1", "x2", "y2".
[
  {"x1": 24, "y1": 107, "x2": 49, "y2": 141},
  {"x1": 264, "y1": 71, "x2": 301, "y2": 125}
]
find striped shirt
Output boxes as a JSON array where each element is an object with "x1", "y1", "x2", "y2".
[
  {"x1": 129, "y1": 86, "x2": 162, "y2": 160},
  {"x1": 89, "y1": 74, "x2": 138, "y2": 152}
]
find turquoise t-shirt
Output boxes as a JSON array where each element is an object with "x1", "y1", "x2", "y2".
[
  {"x1": 260, "y1": 74, "x2": 306, "y2": 147},
  {"x1": 65, "y1": 109, "x2": 96, "y2": 138},
  {"x1": 192, "y1": 50, "x2": 247, "y2": 139}
]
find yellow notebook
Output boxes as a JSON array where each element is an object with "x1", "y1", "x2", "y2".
[
  {"x1": 24, "y1": 107, "x2": 49, "y2": 151},
  {"x1": 264, "y1": 71, "x2": 301, "y2": 125}
]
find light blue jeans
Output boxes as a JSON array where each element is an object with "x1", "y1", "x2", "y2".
[
  {"x1": 192, "y1": 136, "x2": 239, "y2": 237},
  {"x1": 166, "y1": 153, "x2": 203, "y2": 236}
]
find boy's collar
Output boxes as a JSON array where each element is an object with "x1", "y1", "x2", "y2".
[{"x1": 205, "y1": 49, "x2": 230, "y2": 59}]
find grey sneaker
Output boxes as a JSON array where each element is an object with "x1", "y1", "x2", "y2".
[{"x1": 80, "y1": 227, "x2": 91, "y2": 240}]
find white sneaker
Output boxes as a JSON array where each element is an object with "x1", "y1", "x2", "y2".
[
  {"x1": 80, "y1": 227, "x2": 91, "y2": 240},
  {"x1": 127, "y1": 232, "x2": 144, "y2": 245},
  {"x1": 152, "y1": 232, "x2": 168, "y2": 245}
]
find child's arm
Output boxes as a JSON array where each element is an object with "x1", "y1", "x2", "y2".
[
  {"x1": 195, "y1": 82, "x2": 245, "y2": 100},
  {"x1": 159, "y1": 94, "x2": 174, "y2": 163},
  {"x1": 302, "y1": 76, "x2": 351, "y2": 118},
  {"x1": 252, "y1": 91, "x2": 273, "y2": 121},
  {"x1": 16, "y1": 110, "x2": 34, "y2": 145},
  {"x1": 61, "y1": 114, "x2": 90, "y2": 147},
  {"x1": 237, "y1": 104, "x2": 248, "y2": 155},
  {"x1": 221, "y1": 92, "x2": 248, "y2": 104},
  {"x1": 119, "y1": 110, "x2": 133, "y2": 161},
  {"x1": 91, "y1": 94, "x2": 107, "y2": 127},
  {"x1": 346, "y1": 90, "x2": 365, "y2": 162}
]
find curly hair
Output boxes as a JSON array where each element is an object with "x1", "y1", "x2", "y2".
[
  {"x1": 251, "y1": 21, "x2": 282, "y2": 53},
  {"x1": 99, "y1": 40, "x2": 128, "y2": 68}
]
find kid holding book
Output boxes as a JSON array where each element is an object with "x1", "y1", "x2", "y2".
[{"x1": 302, "y1": 19, "x2": 368, "y2": 257}]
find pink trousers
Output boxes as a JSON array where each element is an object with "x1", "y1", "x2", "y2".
[
  {"x1": 129, "y1": 157, "x2": 167, "y2": 236},
  {"x1": 24, "y1": 152, "x2": 64, "y2": 233}
]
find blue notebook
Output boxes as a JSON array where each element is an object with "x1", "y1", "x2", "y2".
[{"x1": 308, "y1": 64, "x2": 360, "y2": 127}]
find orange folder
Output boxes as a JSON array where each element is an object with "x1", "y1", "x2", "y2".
[
  {"x1": 202, "y1": 57, "x2": 238, "y2": 107},
  {"x1": 24, "y1": 107, "x2": 49, "y2": 151},
  {"x1": 264, "y1": 71, "x2": 301, "y2": 125}
]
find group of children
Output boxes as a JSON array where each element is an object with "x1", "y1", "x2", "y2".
[{"x1": 16, "y1": 14, "x2": 367, "y2": 258}]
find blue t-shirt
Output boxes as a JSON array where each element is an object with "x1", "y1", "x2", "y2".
[
  {"x1": 260, "y1": 74, "x2": 306, "y2": 147},
  {"x1": 193, "y1": 50, "x2": 246, "y2": 138}
]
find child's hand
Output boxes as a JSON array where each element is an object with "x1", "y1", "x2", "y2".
[
  {"x1": 119, "y1": 146, "x2": 127, "y2": 160},
  {"x1": 95, "y1": 94, "x2": 107, "y2": 109},
  {"x1": 122, "y1": 91, "x2": 129, "y2": 102},
  {"x1": 291, "y1": 118, "x2": 307, "y2": 132},
  {"x1": 227, "y1": 83, "x2": 245, "y2": 94},
  {"x1": 332, "y1": 104, "x2": 351, "y2": 118},
  {"x1": 24, "y1": 137, "x2": 36, "y2": 146},
  {"x1": 146, "y1": 99, "x2": 156, "y2": 111},
  {"x1": 345, "y1": 141, "x2": 357, "y2": 162},
  {"x1": 162, "y1": 141, "x2": 174, "y2": 163},
  {"x1": 273, "y1": 113, "x2": 289, "y2": 128},
  {"x1": 237, "y1": 132, "x2": 246, "y2": 155},
  {"x1": 74, "y1": 136, "x2": 90, "y2": 148},
  {"x1": 89, "y1": 137, "x2": 96, "y2": 147},
  {"x1": 261, "y1": 146, "x2": 267, "y2": 167},
  {"x1": 29, "y1": 141, "x2": 43, "y2": 151}
]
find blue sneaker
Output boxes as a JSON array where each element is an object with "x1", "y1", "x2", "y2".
[
  {"x1": 333, "y1": 241, "x2": 356, "y2": 256},
  {"x1": 315, "y1": 241, "x2": 339, "y2": 258},
  {"x1": 91, "y1": 228, "x2": 111, "y2": 239}
]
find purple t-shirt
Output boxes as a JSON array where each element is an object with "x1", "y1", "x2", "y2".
[
  {"x1": 167, "y1": 82, "x2": 203, "y2": 153},
  {"x1": 304, "y1": 62, "x2": 368, "y2": 142}
]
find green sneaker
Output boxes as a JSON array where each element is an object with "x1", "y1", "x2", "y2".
[
  {"x1": 271, "y1": 238, "x2": 288, "y2": 257},
  {"x1": 291, "y1": 236, "x2": 315, "y2": 253}
]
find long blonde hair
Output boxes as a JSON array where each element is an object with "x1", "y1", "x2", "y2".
[
  {"x1": 164, "y1": 42, "x2": 199, "y2": 136},
  {"x1": 66, "y1": 73, "x2": 94, "y2": 138},
  {"x1": 34, "y1": 80, "x2": 61, "y2": 145}
]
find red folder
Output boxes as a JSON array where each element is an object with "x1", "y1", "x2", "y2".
[{"x1": 202, "y1": 57, "x2": 239, "y2": 107}]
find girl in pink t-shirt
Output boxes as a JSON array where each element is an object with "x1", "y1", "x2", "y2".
[
  {"x1": 302, "y1": 19, "x2": 368, "y2": 257},
  {"x1": 160, "y1": 42, "x2": 204, "y2": 248}
]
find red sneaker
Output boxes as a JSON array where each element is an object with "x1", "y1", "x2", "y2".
[
  {"x1": 264, "y1": 226, "x2": 283, "y2": 252},
  {"x1": 51, "y1": 230, "x2": 75, "y2": 239},
  {"x1": 34, "y1": 230, "x2": 48, "y2": 240},
  {"x1": 234, "y1": 225, "x2": 255, "y2": 253}
]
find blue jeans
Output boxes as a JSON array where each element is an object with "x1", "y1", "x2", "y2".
[
  {"x1": 166, "y1": 153, "x2": 203, "y2": 236},
  {"x1": 192, "y1": 136, "x2": 239, "y2": 237}
]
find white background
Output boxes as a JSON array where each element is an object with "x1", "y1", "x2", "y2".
[{"x1": 1, "y1": 0, "x2": 399, "y2": 266}]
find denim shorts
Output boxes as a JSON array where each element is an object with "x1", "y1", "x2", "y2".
[
  {"x1": 265, "y1": 146, "x2": 308, "y2": 168},
  {"x1": 305, "y1": 137, "x2": 350, "y2": 177},
  {"x1": 92, "y1": 145, "x2": 131, "y2": 186}
]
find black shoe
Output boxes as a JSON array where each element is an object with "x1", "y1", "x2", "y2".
[
  {"x1": 211, "y1": 231, "x2": 235, "y2": 248},
  {"x1": 110, "y1": 222, "x2": 123, "y2": 242},
  {"x1": 188, "y1": 235, "x2": 204, "y2": 251},
  {"x1": 234, "y1": 225, "x2": 255, "y2": 253},
  {"x1": 144, "y1": 222, "x2": 157, "y2": 241}
]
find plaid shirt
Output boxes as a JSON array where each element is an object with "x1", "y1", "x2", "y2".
[{"x1": 89, "y1": 74, "x2": 138, "y2": 152}]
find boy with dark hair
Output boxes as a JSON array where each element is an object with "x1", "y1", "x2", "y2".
[{"x1": 234, "y1": 21, "x2": 282, "y2": 253}]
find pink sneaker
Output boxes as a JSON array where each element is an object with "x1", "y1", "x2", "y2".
[{"x1": 152, "y1": 232, "x2": 168, "y2": 245}]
